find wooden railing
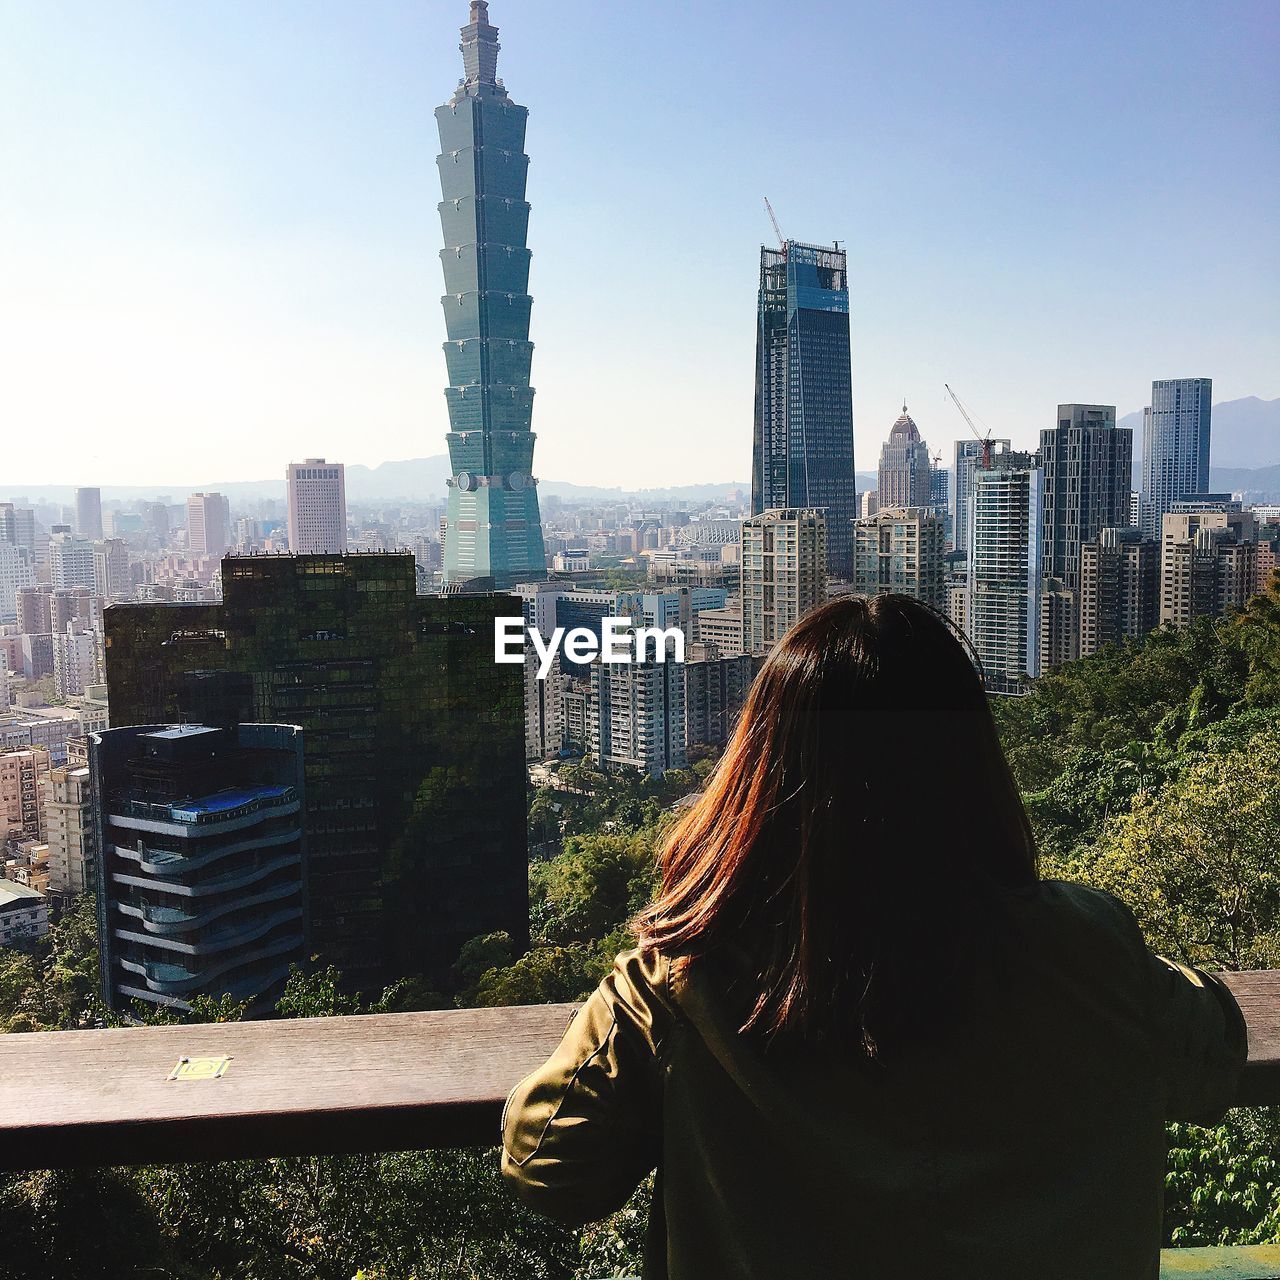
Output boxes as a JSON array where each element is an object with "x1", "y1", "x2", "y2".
[
  {"x1": 3, "y1": 973, "x2": 1280, "y2": 1277},
  {"x1": 0, "y1": 1000, "x2": 580, "y2": 1168}
]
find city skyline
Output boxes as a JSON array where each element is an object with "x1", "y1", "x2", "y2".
[{"x1": 1, "y1": 0, "x2": 1275, "y2": 488}]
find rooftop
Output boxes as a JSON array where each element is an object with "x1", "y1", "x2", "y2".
[
  {"x1": 0, "y1": 878, "x2": 46, "y2": 909},
  {"x1": 142, "y1": 725, "x2": 222, "y2": 742}
]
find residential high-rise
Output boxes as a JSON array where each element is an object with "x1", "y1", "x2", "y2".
[
  {"x1": 0, "y1": 748, "x2": 51, "y2": 847},
  {"x1": 929, "y1": 465, "x2": 951, "y2": 546},
  {"x1": 953, "y1": 437, "x2": 1011, "y2": 557},
  {"x1": 751, "y1": 243, "x2": 857, "y2": 576},
  {"x1": 1039, "y1": 578, "x2": 1079, "y2": 674},
  {"x1": 694, "y1": 604, "x2": 745, "y2": 658},
  {"x1": 187, "y1": 493, "x2": 231, "y2": 559},
  {"x1": 877, "y1": 406, "x2": 932, "y2": 509},
  {"x1": 45, "y1": 763, "x2": 96, "y2": 901},
  {"x1": 1039, "y1": 404, "x2": 1131, "y2": 590},
  {"x1": 19, "y1": 585, "x2": 100, "y2": 637},
  {"x1": 0, "y1": 544, "x2": 34, "y2": 625},
  {"x1": 286, "y1": 459, "x2": 348, "y2": 555},
  {"x1": 74, "y1": 487, "x2": 103, "y2": 541},
  {"x1": 53, "y1": 626, "x2": 100, "y2": 699},
  {"x1": 93, "y1": 538, "x2": 131, "y2": 601},
  {"x1": 684, "y1": 651, "x2": 762, "y2": 749},
  {"x1": 103, "y1": 554, "x2": 527, "y2": 991},
  {"x1": 742, "y1": 509, "x2": 828, "y2": 655},
  {"x1": 92, "y1": 723, "x2": 307, "y2": 1015},
  {"x1": 1159, "y1": 509, "x2": 1257, "y2": 628},
  {"x1": 851, "y1": 507, "x2": 946, "y2": 610},
  {"x1": 589, "y1": 648, "x2": 686, "y2": 777},
  {"x1": 1140, "y1": 378, "x2": 1212, "y2": 539},
  {"x1": 49, "y1": 531, "x2": 96, "y2": 591},
  {"x1": 1079, "y1": 528, "x2": 1159, "y2": 657},
  {"x1": 437, "y1": 1, "x2": 546, "y2": 589},
  {"x1": 0, "y1": 504, "x2": 38, "y2": 554},
  {"x1": 967, "y1": 453, "x2": 1043, "y2": 695}
]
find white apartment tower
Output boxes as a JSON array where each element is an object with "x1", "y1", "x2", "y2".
[
  {"x1": 966, "y1": 454, "x2": 1043, "y2": 695},
  {"x1": 0, "y1": 544, "x2": 34, "y2": 625},
  {"x1": 45, "y1": 764, "x2": 96, "y2": 899},
  {"x1": 53, "y1": 627, "x2": 101, "y2": 699},
  {"x1": 589, "y1": 649, "x2": 687, "y2": 777},
  {"x1": 287, "y1": 459, "x2": 348, "y2": 555},
  {"x1": 48, "y1": 532, "x2": 96, "y2": 592}
]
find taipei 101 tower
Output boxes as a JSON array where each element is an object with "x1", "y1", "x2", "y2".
[{"x1": 437, "y1": 2, "x2": 546, "y2": 588}]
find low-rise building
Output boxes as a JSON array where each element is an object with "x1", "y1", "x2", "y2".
[{"x1": 0, "y1": 879, "x2": 49, "y2": 946}]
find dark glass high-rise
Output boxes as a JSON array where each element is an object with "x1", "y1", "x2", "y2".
[
  {"x1": 751, "y1": 242, "x2": 858, "y2": 577},
  {"x1": 103, "y1": 555, "x2": 529, "y2": 994}
]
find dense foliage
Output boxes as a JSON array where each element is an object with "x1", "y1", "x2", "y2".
[
  {"x1": 2, "y1": 579, "x2": 1279, "y2": 1272},
  {"x1": 995, "y1": 580, "x2": 1280, "y2": 1245}
]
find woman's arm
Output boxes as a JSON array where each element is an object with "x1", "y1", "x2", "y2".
[
  {"x1": 501, "y1": 948, "x2": 671, "y2": 1226},
  {"x1": 1149, "y1": 952, "x2": 1248, "y2": 1125}
]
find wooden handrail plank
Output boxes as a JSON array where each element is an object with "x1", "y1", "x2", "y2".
[
  {"x1": 0, "y1": 1003, "x2": 578, "y2": 1169},
  {"x1": 0, "y1": 969, "x2": 1277, "y2": 1170},
  {"x1": 1220, "y1": 972, "x2": 1280, "y2": 1107}
]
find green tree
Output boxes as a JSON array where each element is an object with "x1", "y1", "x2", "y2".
[{"x1": 1083, "y1": 732, "x2": 1280, "y2": 970}]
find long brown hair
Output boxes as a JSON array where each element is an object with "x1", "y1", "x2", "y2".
[{"x1": 636, "y1": 594, "x2": 1037, "y2": 1057}]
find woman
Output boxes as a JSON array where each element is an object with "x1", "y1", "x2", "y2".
[{"x1": 502, "y1": 595, "x2": 1246, "y2": 1279}]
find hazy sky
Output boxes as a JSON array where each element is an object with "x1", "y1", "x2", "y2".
[{"x1": 2, "y1": 0, "x2": 1276, "y2": 489}]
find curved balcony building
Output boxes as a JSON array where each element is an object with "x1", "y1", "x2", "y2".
[{"x1": 92, "y1": 723, "x2": 306, "y2": 1015}]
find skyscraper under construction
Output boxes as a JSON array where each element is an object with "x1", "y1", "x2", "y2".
[
  {"x1": 751, "y1": 240, "x2": 858, "y2": 577},
  {"x1": 437, "y1": 2, "x2": 546, "y2": 589}
]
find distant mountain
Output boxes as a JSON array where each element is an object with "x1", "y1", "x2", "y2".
[
  {"x1": 1209, "y1": 465, "x2": 1280, "y2": 504},
  {"x1": 8, "y1": 400, "x2": 1273, "y2": 509},
  {"x1": 1121, "y1": 396, "x2": 1280, "y2": 485}
]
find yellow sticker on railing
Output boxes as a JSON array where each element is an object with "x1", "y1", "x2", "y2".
[{"x1": 168, "y1": 1056, "x2": 231, "y2": 1081}]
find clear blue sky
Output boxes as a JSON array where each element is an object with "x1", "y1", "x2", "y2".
[{"x1": 1, "y1": 0, "x2": 1276, "y2": 488}]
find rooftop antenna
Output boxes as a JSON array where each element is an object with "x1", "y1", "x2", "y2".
[{"x1": 763, "y1": 197, "x2": 786, "y2": 253}]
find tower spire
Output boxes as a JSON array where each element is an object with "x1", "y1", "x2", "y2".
[{"x1": 460, "y1": 0, "x2": 500, "y2": 88}]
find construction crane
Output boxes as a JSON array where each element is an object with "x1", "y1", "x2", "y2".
[
  {"x1": 763, "y1": 197, "x2": 786, "y2": 253},
  {"x1": 944, "y1": 383, "x2": 993, "y2": 469}
]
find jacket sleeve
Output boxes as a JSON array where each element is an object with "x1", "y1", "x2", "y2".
[
  {"x1": 500, "y1": 948, "x2": 670, "y2": 1226},
  {"x1": 1149, "y1": 952, "x2": 1248, "y2": 1125}
]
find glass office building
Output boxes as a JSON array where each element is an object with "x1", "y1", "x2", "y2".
[
  {"x1": 1140, "y1": 377, "x2": 1212, "y2": 540},
  {"x1": 103, "y1": 554, "x2": 528, "y2": 993},
  {"x1": 752, "y1": 242, "x2": 858, "y2": 577},
  {"x1": 437, "y1": 2, "x2": 546, "y2": 588},
  {"x1": 1040, "y1": 404, "x2": 1131, "y2": 590}
]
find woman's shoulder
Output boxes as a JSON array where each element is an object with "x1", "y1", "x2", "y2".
[{"x1": 1009, "y1": 878, "x2": 1150, "y2": 966}]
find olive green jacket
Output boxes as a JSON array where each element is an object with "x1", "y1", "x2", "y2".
[{"x1": 501, "y1": 881, "x2": 1246, "y2": 1279}]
